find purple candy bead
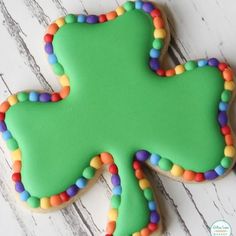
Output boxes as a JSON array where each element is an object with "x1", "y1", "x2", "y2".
[
  {"x1": 218, "y1": 111, "x2": 228, "y2": 126},
  {"x1": 45, "y1": 43, "x2": 53, "y2": 54},
  {"x1": 204, "y1": 170, "x2": 218, "y2": 180},
  {"x1": 208, "y1": 58, "x2": 219, "y2": 67},
  {"x1": 39, "y1": 93, "x2": 51, "y2": 102},
  {"x1": 135, "y1": 150, "x2": 150, "y2": 162},
  {"x1": 66, "y1": 184, "x2": 79, "y2": 197},
  {"x1": 142, "y1": 2, "x2": 155, "y2": 13},
  {"x1": 150, "y1": 211, "x2": 160, "y2": 223},
  {"x1": 0, "y1": 121, "x2": 7, "y2": 132},
  {"x1": 15, "y1": 182, "x2": 25, "y2": 193},
  {"x1": 111, "y1": 175, "x2": 120, "y2": 186},
  {"x1": 86, "y1": 15, "x2": 98, "y2": 24},
  {"x1": 149, "y1": 58, "x2": 160, "y2": 71}
]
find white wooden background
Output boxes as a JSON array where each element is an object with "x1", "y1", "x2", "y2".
[{"x1": 0, "y1": 0, "x2": 236, "y2": 235}]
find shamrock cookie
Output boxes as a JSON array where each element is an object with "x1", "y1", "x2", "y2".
[{"x1": 0, "y1": 1, "x2": 235, "y2": 235}]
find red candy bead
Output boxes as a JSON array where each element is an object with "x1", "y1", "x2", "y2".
[
  {"x1": 150, "y1": 9, "x2": 161, "y2": 18},
  {"x1": 133, "y1": 161, "x2": 141, "y2": 170},
  {"x1": 221, "y1": 126, "x2": 231, "y2": 135},
  {"x1": 195, "y1": 173, "x2": 205, "y2": 182},
  {"x1": 51, "y1": 93, "x2": 61, "y2": 102},
  {"x1": 156, "y1": 69, "x2": 165, "y2": 77},
  {"x1": 44, "y1": 34, "x2": 53, "y2": 43},
  {"x1": 99, "y1": 14, "x2": 107, "y2": 23},
  {"x1": 148, "y1": 223, "x2": 158, "y2": 232},
  {"x1": 12, "y1": 173, "x2": 21, "y2": 182},
  {"x1": 0, "y1": 112, "x2": 5, "y2": 121},
  {"x1": 218, "y1": 63, "x2": 228, "y2": 72},
  {"x1": 60, "y1": 191, "x2": 70, "y2": 202},
  {"x1": 109, "y1": 164, "x2": 118, "y2": 174}
]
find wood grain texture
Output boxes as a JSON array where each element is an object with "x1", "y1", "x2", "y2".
[{"x1": 0, "y1": 0, "x2": 235, "y2": 235}]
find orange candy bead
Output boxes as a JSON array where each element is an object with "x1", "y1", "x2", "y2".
[
  {"x1": 153, "y1": 17, "x2": 164, "y2": 29},
  {"x1": 47, "y1": 23, "x2": 59, "y2": 35},
  {"x1": 140, "y1": 228, "x2": 150, "y2": 236},
  {"x1": 225, "y1": 135, "x2": 233, "y2": 145},
  {"x1": 183, "y1": 170, "x2": 196, "y2": 181},
  {"x1": 106, "y1": 11, "x2": 117, "y2": 21},
  {"x1": 223, "y1": 68, "x2": 233, "y2": 81},
  {"x1": 13, "y1": 160, "x2": 22, "y2": 172},
  {"x1": 50, "y1": 195, "x2": 62, "y2": 206},
  {"x1": 165, "y1": 69, "x2": 175, "y2": 77},
  {"x1": 135, "y1": 169, "x2": 144, "y2": 179},
  {"x1": 0, "y1": 101, "x2": 10, "y2": 113},
  {"x1": 60, "y1": 86, "x2": 70, "y2": 99},
  {"x1": 100, "y1": 152, "x2": 114, "y2": 164},
  {"x1": 106, "y1": 221, "x2": 116, "y2": 234}
]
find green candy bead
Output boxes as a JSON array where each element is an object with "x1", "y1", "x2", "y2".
[
  {"x1": 153, "y1": 39, "x2": 164, "y2": 50},
  {"x1": 111, "y1": 195, "x2": 121, "y2": 209},
  {"x1": 7, "y1": 138, "x2": 18, "y2": 151},
  {"x1": 27, "y1": 197, "x2": 40, "y2": 208},
  {"x1": 221, "y1": 90, "x2": 231, "y2": 102},
  {"x1": 123, "y1": 1, "x2": 135, "y2": 11},
  {"x1": 158, "y1": 158, "x2": 173, "y2": 171},
  {"x1": 144, "y1": 188, "x2": 153, "y2": 201},
  {"x1": 65, "y1": 14, "x2": 77, "y2": 24},
  {"x1": 184, "y1": 61, "x2": 198, "y2": 71},
  {"x1": 82, "y1": 166, "x2": 96, "y2": 179},
  {"x1": 53, "y1": 63, "x2": 64, "y2": 76},
  {"x1": 221, "y1": 157, "x2": 233, "y2": 168},
  {"x1": 17, "y1": 92, "x2": 28, "y2": 102}
]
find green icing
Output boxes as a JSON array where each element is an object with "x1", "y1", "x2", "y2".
[{"x1": 4, "y1": 9, "x2": 226, "y2": 235}]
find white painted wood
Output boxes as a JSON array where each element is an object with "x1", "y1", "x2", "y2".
[{"x1": 0, "y1": 0, "x2": 235, "y2": 235}]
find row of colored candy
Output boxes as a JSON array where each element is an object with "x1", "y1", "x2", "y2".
[
  {"x1": 130, "y1": 151, "x2": 160, "y2": 236},
  {"x1": 43, "y1": 0, "x2": 166, "y2": 82}
]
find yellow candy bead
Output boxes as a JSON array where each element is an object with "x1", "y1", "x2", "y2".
[
  {"x1": 116, "y1": 6, "x2": 125, "y2": 16},
  {"x1": 8, "y1": 95, "x2": 18, "y2": 106},
  {"x1": 170, "y1": 164, "x2": 184, "y2": 177},
  {"x1": 40, "y1": 197, "x2": 51, "y2": 209},
  {"x1": 224, "y1": 81, "x2": 235, "y2": 91},
  {"x1": 139, "y1": 179, "x2": 151, "y2": 190},
  {"x1": 108, "y1": 208, "x2": 118, "y2": 221},
  {"x1": 175, "y1": 65, "x2": 185, "y2": 75},
  {"x1": 55, "y1": 17, "x2": 65, "y2": 27},
  {"x1": 11, "y1": 149, "x2": 21, "y2": 161},
  {"x1": 59, "y1": 75, "x2": 70, "y2": 87},
  {"x1": 90, "y1": 156, "x2": 103, "y2": 169},
  {"x1": 133, "y1": 233, "x2": 141, "y2": 236},
  {"x1": 154, "y1": 28, "x2": 166, "y2": 39},
  {"x1": 224, "y1": 146, "x2": 235, "y2": 157}
]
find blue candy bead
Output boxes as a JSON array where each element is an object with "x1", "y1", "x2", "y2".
[
  {"x1": 219, "y1": 102, "x2": 228, "y2": 111},
  {"x1": 48, "y1": 54, "x2": 58, "y2": 64},
  {"x1": 2, "y1": 130, "x2": 12, "y2": 140},
  {"x1": 150, "y1": 48, "x2": 161, "y2": 58},
  {"x1": 76, "y1": 177, "x2": 87, "y2": 188},
  {"x1": 215, "y1": 165, "x2": 225, "y2": 176},
  {"x1": 150, "y1": 153, "x2": 161, "y2": 165},
  {"x1": 112, "y1": 186, "x2": 122, "y2": 195},
  {"x1": 135, "y1": 1, "x2": 143, "y2": 9},
  {"x1": 77, "y1": 14, "x2": 86, "y2": 23},
  {"x1": 198, "y1": 59, "x2": 208, "y2": 67},
  {"x1": 20, "y1": 191, "x2": 30, "y2": 201},
  {"x1": 148, "y1": 201, "x2": 157, "y2": 211},
  {"x1": 29, "y1": 91, "x2": 39, "y2": 102}
]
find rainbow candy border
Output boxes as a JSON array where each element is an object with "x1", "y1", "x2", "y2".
[{"x1": 0, "y1": 1, "x2": 235, "y2": 235}]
